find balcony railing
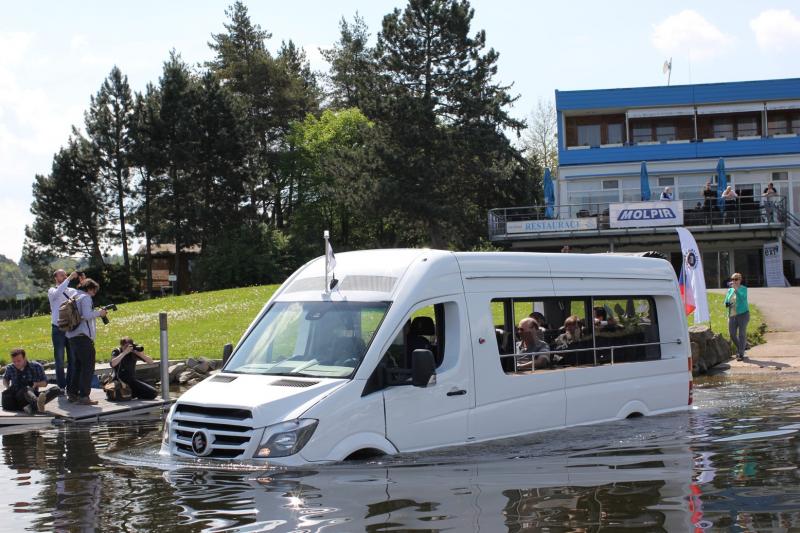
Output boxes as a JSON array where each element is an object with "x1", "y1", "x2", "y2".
[{"x1": 488, "y1": 195, "x2": 787, "y2": 240}]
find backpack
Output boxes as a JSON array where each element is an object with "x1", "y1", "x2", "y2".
[
  {"x1": 103, "y1": 379, "x2": 132, "y2": 401},
  {"x1": 57, "y1": 292, "x2": 82, "y2": 333}
]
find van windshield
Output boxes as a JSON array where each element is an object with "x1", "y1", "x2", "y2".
[{"x1": 225, "y1": 301, "x2": 390, "y2": 378}]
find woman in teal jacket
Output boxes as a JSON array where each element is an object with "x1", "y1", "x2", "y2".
[{"x1": 724, "y1": 273, "x2": 749, "y2": 361}]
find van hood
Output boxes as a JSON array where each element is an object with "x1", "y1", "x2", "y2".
[{"x1": 175, "y1": 374, "x2": 349, "y2": 426}]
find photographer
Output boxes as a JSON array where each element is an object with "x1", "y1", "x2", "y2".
[
  {"x1": 725, "y1": 273, "x2": 750, "y2": 361},
  {"x1": 64, "y1": 278, "x2": 107, "y2": 405},
  {"x1": 109, "y1": 337, "x2": 157, "y2": 400}
]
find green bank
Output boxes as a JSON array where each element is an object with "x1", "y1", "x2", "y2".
[
  {"x1": 0, "y1": 285, "x2": 278, "y2": 364},
  {"x1": 0, "y1": 288, "x2": 764, "y2": 365}
]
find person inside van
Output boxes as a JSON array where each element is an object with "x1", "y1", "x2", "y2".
[
  {"x1": 593, "y1": 307, "x2": 619, "y2": 332},
  {"x1": 553, "y1": 315, "x2": 583, "y2": 350},
  {"x1": 528, "y1": 311, "x2": 548, "y2": 331},
  {"x1": 515, "y1": 317, "x2": 551, "y2": 370}
]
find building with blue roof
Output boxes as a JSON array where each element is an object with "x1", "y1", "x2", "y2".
[{"x1": 489, "y1": 77, "x2": 800, "y2": 287}]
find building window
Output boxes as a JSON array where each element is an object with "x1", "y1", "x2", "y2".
[
  {"x1": 712, "y1": 117, "x2": 734, "y2": 139},
  {"x1": 607, "y1": 123, "x2": 624, "y2": 144},
  {"x1": 792, "y1": 117, "x2": 800, "y2": 134},
  {"x1": 656, "y1": 123, "x2": 676, "y2": 142},
  {"x1": 632, "y1": 124, "x2": 652, "y2": 143},
  {"x1": 737, "y1": 116, "x2": 758, "y2": 137},
  {"x1": 658, "y1": 177, "x2": 675, "y2": 187},
  {"x1": 577, "y1": 124, "x2": 601, "y2": 146},
  {"x1": 602, "y1": 180, "x2": 619, "y2": 190},
  {"x1": 769, "y1": 115, "x2": 788, "y2": 135},
  {"x1": 772, "y1": 171, "x2": 788, "y2": 181}
]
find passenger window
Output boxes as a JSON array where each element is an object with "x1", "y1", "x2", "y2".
[
  {"x1": 591, "y1": 297, "x2": 660, "y2": 362},
  {"x1": 489, "y1": 295, "x2": 660, "y2": 373}
]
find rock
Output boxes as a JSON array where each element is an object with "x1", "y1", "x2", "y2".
[
  {"x1": 178, "y1": 370, "x2": 200, "y2": 385},
  {"x1": 689, "y1": 325, "x2": 732, "y2": 375},
  {"x1": 169, "y1": 363, "x2": 187, "y2": 383},
  {"x1": 194, "y1": 357, "x2": 211, "y2": 374},
  {"x1": 186, "y1": 357, "x2": 199, "y2": 369}
]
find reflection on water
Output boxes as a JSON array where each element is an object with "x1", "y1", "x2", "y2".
[{"x1": 3, "y1": 375, "x2": 800, "y2": 531}]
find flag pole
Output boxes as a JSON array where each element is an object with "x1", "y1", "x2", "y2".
[{"x1": 323, "y1": 230, "x2": 330, "y2": 293}]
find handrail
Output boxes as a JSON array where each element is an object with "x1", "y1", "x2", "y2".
[
  {"x1": 489, "y1": 194, "x2": 787, "y2": 238},
  {"x1": 511, "y1": 338, "x2": 684, "y2": 373}
]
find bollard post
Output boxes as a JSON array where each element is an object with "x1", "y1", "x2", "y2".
[{"x1": 159, "y1": 312, "x2": 169, "y2": 400}]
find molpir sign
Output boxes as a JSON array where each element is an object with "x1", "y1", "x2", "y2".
[{"x1": 609, "y1": 200, "x2": 684, "y2": 229}]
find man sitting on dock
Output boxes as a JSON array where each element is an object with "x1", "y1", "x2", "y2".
[{"x1": 2, "y1": 348, "x2": 60, "y2": 415}]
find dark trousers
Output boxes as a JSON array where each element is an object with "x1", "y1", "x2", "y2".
[
  {"x1": 118, "y1": 371, "x2": 157, "y2": 400},
  {"x1": 51, "y1": 324, "x2": 73, "y2": 389},
  {"x1": 729, "y1": 311, "x2": 750, "y2": 358},
  {"x1": 2, "y1": 385, "x2": 59, "y2": 412},
  {"x1": 68, "y1": 335, "x2": 96, "y2": 398}
]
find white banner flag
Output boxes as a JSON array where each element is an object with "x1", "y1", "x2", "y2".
[
  {"x1": 325, "y1": 239, "x2": 336, "y2": 274},
  {"x1": 676, "y1": 227, "x2": 710, "y2": 323}
]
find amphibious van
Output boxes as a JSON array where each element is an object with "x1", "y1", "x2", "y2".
[{"x1": 161, "y1": 249, "x2": 691, "y2": 465}]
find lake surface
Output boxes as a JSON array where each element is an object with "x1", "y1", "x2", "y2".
[{"x1": 3, "y1": 374, "x2": 800, "y2": 532}]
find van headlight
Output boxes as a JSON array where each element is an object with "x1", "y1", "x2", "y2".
[
  {"x1": 255, "y1": 419, "x2": 318, "y2": 458},
  {"x1": 162, "y1": 419, "x2": 170, "y2": 445}
]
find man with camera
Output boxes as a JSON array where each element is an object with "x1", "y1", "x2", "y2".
[
  {"x1": 64, "y1": 278, "x2": 107, "y2": 405},
  {"x1": 47, "y1": 269, "x2": 83, "y2": 390},
  {"x1": 109, "y1": 337, "x2": 157, "y2": 400}
]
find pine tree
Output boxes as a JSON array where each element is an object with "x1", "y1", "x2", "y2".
[
  {"x1": 84, "y1": 66, "x2": 135, "y2": 274},
  {"x1": 24, "y1": 133, "x2": 109, "y2": 278}
]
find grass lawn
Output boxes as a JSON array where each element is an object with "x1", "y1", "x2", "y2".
[
  {"x1": 0, "y1": 285, "x2": 279, "y2": 365},
  {"x1": 0, "y1": 286, "x2": 766, "y2": 366}
]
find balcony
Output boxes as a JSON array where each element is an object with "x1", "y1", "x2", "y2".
[
  {"x1": 488, "y1": 195, "x2": 787, "y2": 242},
  {"x1": 560, "y1": 106, "x2": 800, "y2": 166}
]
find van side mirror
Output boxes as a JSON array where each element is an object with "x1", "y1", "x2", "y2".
[
  {"x1": 411, "y1": 349, "x2": 436, "y2": 388},
  {"x1": 222, "y1": 343, "x2": 233, "y2": 366}
]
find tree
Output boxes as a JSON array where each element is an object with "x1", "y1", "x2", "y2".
[
  {"x1": 153, "y1": 51, "x2": 201, "y2": 295},
  {"x1": 523, "y1": 98, "x2": 558, "y2": 175},
  {"x1": 321, "y1": 15, "x2": 379, "y2": 112},
  {"x1": 130, "y1": 83, "x2": 165, "y2": 294},
  {"x1": 372, "y1": 0, "x2": 529, "y2": 248},
  {"x1": 84, "y1": 66, "x2": 135, "y2": 274},
  {"x1": 23, "y1": 133, "x2": 109, "y2": 287}
]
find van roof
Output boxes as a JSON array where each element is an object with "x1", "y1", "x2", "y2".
[{"x1": 278, "y1": 249, "x2": 676, "y2": 301}]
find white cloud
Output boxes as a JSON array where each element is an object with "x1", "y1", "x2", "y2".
[
  {"x1": 750, "y1": 9, "x2": 800, "y2": 52},
  {"x1": 0, "y1": 31, "x2": 33, "y2": 67},
  {"x1": 652, "y1": 10, "x2": 733, "y2": 61}
]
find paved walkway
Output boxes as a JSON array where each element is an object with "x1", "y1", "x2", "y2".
[{"x1": 709, "y1": 287, "x2": 800, "y2": 374}]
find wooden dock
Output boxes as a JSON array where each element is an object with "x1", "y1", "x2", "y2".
[{"x1": 0, "y1": 386, "x2": 172, "y2": 426}]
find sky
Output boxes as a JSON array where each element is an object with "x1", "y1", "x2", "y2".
[{"x1": 2, "y1": 0, "x2": 800, "y2": 262}]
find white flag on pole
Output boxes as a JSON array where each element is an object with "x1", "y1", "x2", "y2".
[
  {"x1": 325, "y1": 239, "x2": 336, "y2": 274},
  {"x1": 676, "y1": 227, "x2": 710, "y2": 323}
]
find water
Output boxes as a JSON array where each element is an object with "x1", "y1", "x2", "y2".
[{"x1": 3, "y1": 375, "x2": 800, "y2": 531}]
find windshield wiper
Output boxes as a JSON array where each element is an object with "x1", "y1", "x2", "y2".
[{"x1": 267, "y1": 371, "x2": 318, "y2": 378}]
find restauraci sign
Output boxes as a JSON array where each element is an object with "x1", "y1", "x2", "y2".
[
  {"x1": 506, "y1": 217, "x2": 598, "y2": 233},
  {"x1": 609, "y1": 200, "x2": 684, "y2": 229}
]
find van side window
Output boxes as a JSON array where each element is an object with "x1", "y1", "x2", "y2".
[
  {"x1": 384, "y1": 303, "x2": 445, "y2": 370},
  {"x1": 489, "y1": 296, "x2": 660, "y2": 373},
  {"x1": 591, "y1": 297, "x2": 660, "y2": 362},
  {"x1": 363, "y1": 303, "x2": 447, "y2": 396}
]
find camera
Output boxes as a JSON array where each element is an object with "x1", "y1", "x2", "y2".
[
  {"x1": 133, "y1": 344, "x2": 144, "y2": 352},
  {"x1": 100, "y1": 303, "x2": 118, "y2": 325}
]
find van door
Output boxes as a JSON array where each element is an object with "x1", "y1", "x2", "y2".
[
  {"x1": 383, "y1": 298, "x2": 473, "y2": 452},
  {"x1": 465, "y1": 292, "x2": 566, "y2": 441}
]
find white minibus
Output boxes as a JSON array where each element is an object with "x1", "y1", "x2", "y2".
[{"x1": 161, "y1": 249, "x2": 692, "y2": 465}]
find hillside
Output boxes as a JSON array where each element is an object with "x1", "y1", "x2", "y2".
[
  {"x1": 0, "y1": 284, "x2": 278, "y2": 364},
  {"x1": 0, "y1": 255, "x2": 36, "y2": 298}
]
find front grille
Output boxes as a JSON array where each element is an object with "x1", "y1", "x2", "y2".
[
  {"x1": 175, "y1": 404, "x2": 252, "y2": 420},
  {"x1": 171, "y1": 402, "x2": 256, "y2": 460}
]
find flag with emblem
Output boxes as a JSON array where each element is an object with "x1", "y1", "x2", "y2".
[{"x1": 676, "y1": 227, "x2": 709, "y2": 322}]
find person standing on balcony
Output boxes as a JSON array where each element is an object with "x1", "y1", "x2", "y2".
[
  {"x1": 763, "y1": 182, "x2": 778, "y2": 222},
  {"x1": 724, "y1": 273, "x2": 749, "y2": 361},
  {"x1": 722, "y1": 186, "x2": 738, "y2": 222},
  {"x1": 659, "y1": 187, "x2": 673, "y2": 200}
]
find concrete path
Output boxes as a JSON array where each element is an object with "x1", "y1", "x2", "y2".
[{"x1": 709, "y1": 287, "x2": 800, "y2": 374}]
